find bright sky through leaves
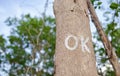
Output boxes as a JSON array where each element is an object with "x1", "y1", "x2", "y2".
[{"x1": 0, "y1": 0, "x2": 54, "y2": 36}]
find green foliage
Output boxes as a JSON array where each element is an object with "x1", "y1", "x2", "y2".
[
  {"x1": 91, "y1": 0, "x2": 102, "y2": 9},
  {"x1": 105, "y1": 21, "x2": 120, "y2": 58},
  {"x1": 109, "y1": 2, "x2": 120, "y2": 17},
  {"x1": 106, "y1": 67, "x2": 115, "y2": 76},
  {"x1": 0, "y1": 35, "x2": 6, "y2": 50},
  {"x1": 91, "y1": 0, "x2": 96, "y2": 4},
  {"x1": 110, "y1": 2, "x2": 119, "y2": 10},
  {"x1": 0, "y1": 14, "x2": 56, "y2": 76},
  {"x1": 97, "y1": 2, "x2": 102, "y2": 5},
  {"x1": 101, "y1": 58, "x2": 108, "y2": 63}
]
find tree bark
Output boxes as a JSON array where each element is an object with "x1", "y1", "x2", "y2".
[{"x1": 54, "y1": 0, "x2": 98, "y2": 76}]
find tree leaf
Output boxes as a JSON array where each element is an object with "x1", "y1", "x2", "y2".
[{"x1": 110, "y1": 2, "x2": 118, "y2": 9}]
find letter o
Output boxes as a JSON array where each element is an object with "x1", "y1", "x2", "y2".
[{"x1": 65, "y1": 35, "x2": 78, "y2": 51}]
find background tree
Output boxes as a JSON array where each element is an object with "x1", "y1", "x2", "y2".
[
  {"x1": 0, "y1": 14, "x2": 56, "y2": 76},
  {"x1": 92, "y1": 0, "x2": 120, "y2": 76}
]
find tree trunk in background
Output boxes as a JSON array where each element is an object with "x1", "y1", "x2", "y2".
[
  {"x1": 87, "y1": 0, "x2": 120, "y2": 76},
  {"x1": 53, "y1": 0, "x2": 98, "y2": 76}
]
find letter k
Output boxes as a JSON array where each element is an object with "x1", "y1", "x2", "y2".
[{"x1": 80, "y1": 36, "x2": 90, "y2": 53}]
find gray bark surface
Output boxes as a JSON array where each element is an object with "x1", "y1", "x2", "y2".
[{"x1": 54, "y1": 0, "x2": 98, "y2": 76}]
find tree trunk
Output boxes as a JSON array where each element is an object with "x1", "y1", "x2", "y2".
[{"x1": 53, "y1": 0, "x2": 98, "y2": 76}]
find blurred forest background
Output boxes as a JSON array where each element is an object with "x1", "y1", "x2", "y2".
[{"x1": 0, "y1": 0, "x2": 120, "y2": 76}]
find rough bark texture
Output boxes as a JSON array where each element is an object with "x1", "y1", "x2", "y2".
[
  {"x1": 87, "y1": 0, "x2": 120, "y2": 76},
  {"x1": 54, "y1": 0, "x2": 98, "y2": 76}
]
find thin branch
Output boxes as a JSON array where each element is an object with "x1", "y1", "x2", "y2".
[
  {"x1": 24, "y1": 25, "x2": 36, "y2": 45},
  {"x1": 36, "y1": 0, "x2": 49, "y2": 47},
  {"x1": 43, "y1": 0, "x2": 49, "y2": 17},
  {"x1": 86, "y1": 0, "x2": 120, "y2": 76}
]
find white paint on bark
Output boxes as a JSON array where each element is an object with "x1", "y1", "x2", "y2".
[
  {"x1": 65, "y1": 35, "x2": 78, "y2": 51},
  {"x1": 65, "y1": 34, "x2": 90, "y2": 53},
  {"x1": 80, "y1": 36, "x2": 90, "y2": 53}
]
